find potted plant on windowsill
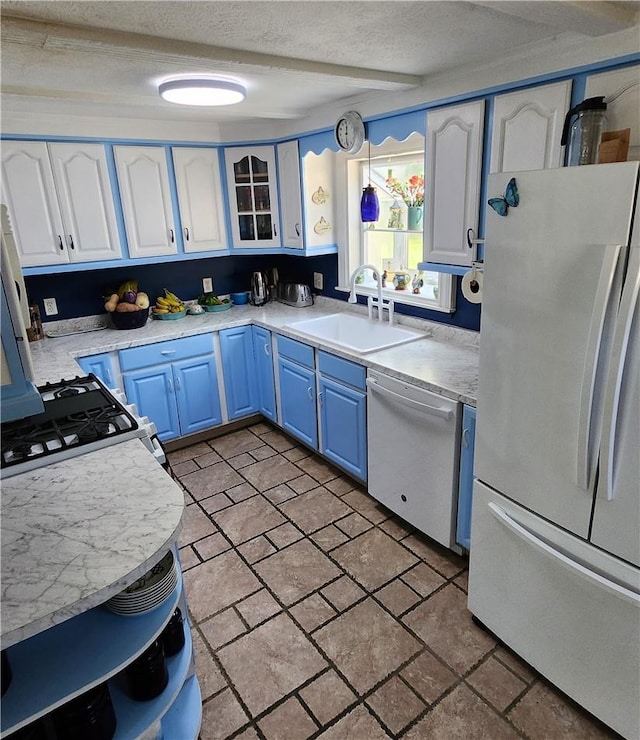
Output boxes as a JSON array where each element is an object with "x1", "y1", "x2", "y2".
[{"x1": 386, "y1": 172, "x2": 425, "y2": 230}]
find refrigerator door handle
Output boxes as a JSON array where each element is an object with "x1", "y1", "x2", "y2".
[
  {"x1": 488, "y1": 502, "x2": 640, "y2": 606},
  {"x1": 576, "y1": 244, "x2": 623, "y2": 490},
  {"x1": 599, "y1": 247, "x2": 640, "y2": 501}
]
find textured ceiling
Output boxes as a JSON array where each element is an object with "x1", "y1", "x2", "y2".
[{"x1": 1, "y1": 1, "x2": 639, "y2": 125}]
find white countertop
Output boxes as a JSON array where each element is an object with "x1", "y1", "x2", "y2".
[
  {"x1": 1, "y1": 298, "x2": 478, "y2": 648},
  {"x1": 31, "y1": 298, "x2": 479, "y2": 406}
]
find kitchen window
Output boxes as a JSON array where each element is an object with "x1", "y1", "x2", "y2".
[{"x1": 339, "y1": 133, "x2": 455, "y2": 313}]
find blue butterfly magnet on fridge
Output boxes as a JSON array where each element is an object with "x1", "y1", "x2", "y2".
[{"x1": 488, "y1": 177, "x2": 519, "y2": 217}]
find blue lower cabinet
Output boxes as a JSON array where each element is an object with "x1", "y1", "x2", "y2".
[
  {"x1": 277, "y1": 356, "x2": 318, "y2": 448},
  {"x1": 77, "y1": 352, "x2": 116, "y2": 389},
  {"x1": 319, "y1": 375, "x2": 367, "y2": 481},
  {"x1": 123, "y1": 365, "x2": 181, "y2": 441},
  {"x1": 252, "y1": 326, "x2": 277, "y2": 422},
  {"x1": 173, "y1": 356, "x2": 222, "y2": 435},
  {"x1": 122, "y1": 355, "x2": 221, "y2": 442},
  {"x1": 455, "y1": 404, "x2": 477, "y2": 550},
  {"x1": 219, "y1": 326, "x2": 259, "y2": 420}
]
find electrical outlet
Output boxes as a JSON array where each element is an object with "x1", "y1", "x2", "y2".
[
  {"x1": 313, "y1": 272, "x2": 323, "y2": 290},
  {"x1": 43, "y1": 298, "x2": 58, "y2": 316},
  {"x1": 202, "y1": 277, "x2": 213, "y2": 293}
]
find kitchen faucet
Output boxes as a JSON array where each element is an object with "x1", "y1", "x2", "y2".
[{"x1": 348, "y1": 264, "x2": 394, "y2": 324}]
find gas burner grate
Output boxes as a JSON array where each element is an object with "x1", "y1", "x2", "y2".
[{"x1": 1, "y1": 374, "x2": 139, "y2": 472}]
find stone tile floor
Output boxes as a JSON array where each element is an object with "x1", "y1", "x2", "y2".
[{"x1": 172, "y1": 422, "x2": 619, "y2": 740}]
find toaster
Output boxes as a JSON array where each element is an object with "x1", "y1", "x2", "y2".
[{"x1": 277, "y1": 282, "x2": 314, "y2": 307}]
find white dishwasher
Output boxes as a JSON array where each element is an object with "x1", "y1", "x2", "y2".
[{"x1": 366, "y1": 369, "x2": 461, "y2": 551}]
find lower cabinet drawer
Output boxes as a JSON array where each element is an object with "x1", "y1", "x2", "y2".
[
  {"x1": 119, "y1": 334, "x2": 214, "y2": 371},
  {"x1": 276, "y1": 335, "x2": 315, "y2": 369}
]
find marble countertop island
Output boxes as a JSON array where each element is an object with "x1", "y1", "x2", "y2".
[
  {"x1": 1, "y1": 440, "x2": 184, "y2": 648},
  {"x1": 1, "y1": 298, "x2": 478, "y2": 649}
]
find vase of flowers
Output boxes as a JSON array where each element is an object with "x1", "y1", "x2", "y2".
[{"x1": 386, "y1": 172, "x2": 424, "y2": 230}]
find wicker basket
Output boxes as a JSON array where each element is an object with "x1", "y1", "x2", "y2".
[{"x1": 110, "y1": 308, "x2": 149, "y2": 330}]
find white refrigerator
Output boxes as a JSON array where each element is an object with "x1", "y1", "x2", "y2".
[{"x1": 468, "y1": 162, "x2": 640, "y2": 739}]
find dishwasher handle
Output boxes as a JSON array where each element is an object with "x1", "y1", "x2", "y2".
[{"x1": 366, "y1": 377, "x2": 454, "y2": 421}]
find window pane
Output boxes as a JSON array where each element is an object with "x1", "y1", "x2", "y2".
[{"x1": 364, "y1": 230, "x2": 395, "y2": 268}]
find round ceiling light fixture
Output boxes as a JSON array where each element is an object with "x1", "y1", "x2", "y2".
[{"x1": 158, "y1": 77, "x2": 246, "y2": 106}]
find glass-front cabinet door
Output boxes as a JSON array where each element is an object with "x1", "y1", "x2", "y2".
[{"x1": 224, "y1": 146, "x2": 280, "y2": 248}]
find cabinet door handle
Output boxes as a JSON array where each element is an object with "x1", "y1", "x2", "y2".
[
  {"x1": 161, "y1": 350, "x2": 176, "y2": 355},
  {"x1": 273, "y1": 224, "x2": 277, "y2": 237},
  {"x1": 167, "y1": 378, "x2": 174, "y2": 393},
  {"x1": 462, "y1": 428, "x2": 471, "y2": 447},
  {"x1": 307, "y1": 386, "x2": 314, "y2": 401},
  {"x1": 68, "y1": 235, "x2": 75, "y2": 250},
  {"x1": 263, "y1": 343, "x2": 270, "y2": 357},
  {"x1": 170, "y1": 228, "x2": 175, "y2": 243},
  {"x1": 184, "y1": 227, "x2": 190, "y2": 241},
  {"x1": 318, "y1": 391, "x2": 323, "y2": 406},
  {"x1": 175, "y1": 376, "x2": 182, "y2": 391},
  {"x1": 295, "y1": 223, "x2": 300, "y2": 237},
  {"x1": 58, "y1": 235, "x2": 64, "y2": 250}
]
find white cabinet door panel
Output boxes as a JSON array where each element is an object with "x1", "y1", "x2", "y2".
[
  {"x1": 277, "y1": 140, "x2": 303, "y2": 249},
  {"x1": 172, "y1": 147, "x2": 227, "y2": 253},
  {"x1": 425, "y1": 101, "x2": 484, "y2": 266},
  {"x1": 48, "y1": 143, "x2": 122, "y2": 262},
  {"x1": 114, "y1": 146, "x2": 176, "y2": 259},
  {"x1": 490, "y1": 81, "x2": 571, "y2": 173},
  {"x1": 1, "y1": 141, "x2": 67, "y2": 267}
]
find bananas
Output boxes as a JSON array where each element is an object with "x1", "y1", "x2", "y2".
[{"x1": 152, "y1": 288, "x2": 185, "y2": 316}]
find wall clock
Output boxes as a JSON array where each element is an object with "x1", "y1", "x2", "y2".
[{"x1": 334, "y1": 111, "x2": 366, "y2": 153}]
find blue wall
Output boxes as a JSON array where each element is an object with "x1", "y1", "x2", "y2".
[{"x1": 25, "y1": 253, "x2": 480, "y2": 331}]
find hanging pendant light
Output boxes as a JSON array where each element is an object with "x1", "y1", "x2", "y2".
[{"x1": 360, "y1": 139, "x2": 380, "y2": 223}]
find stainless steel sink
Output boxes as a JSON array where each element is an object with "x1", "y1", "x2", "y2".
[{"x1": 285, "y1": 313, "x2": 426, "y2": 354}]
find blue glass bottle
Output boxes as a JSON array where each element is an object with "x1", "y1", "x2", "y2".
[{"x1": 360, "y1": 185, "x2": 379, "y2": 222}]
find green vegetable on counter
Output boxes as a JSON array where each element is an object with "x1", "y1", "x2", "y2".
[{"x1": 198, "y1": 293, "x2": 230, "y2": 306}]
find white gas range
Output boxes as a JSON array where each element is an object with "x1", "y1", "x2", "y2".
[{"x1": 1, "y1": 374, "x2": 167, "y2": 478}]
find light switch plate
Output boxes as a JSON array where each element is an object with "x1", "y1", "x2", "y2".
[
  {"x1": 202, "y1": 277, "x2": 213, "y2": 293},
  {"x1": 313, "y1": 272, "x2": 323, "y2": 290}
]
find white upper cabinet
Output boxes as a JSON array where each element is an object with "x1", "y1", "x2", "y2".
[
  {"x1": 425, "y1": 100, "x2": 484, "y2": 266},
  {"x1": 277, "y1": 141, "x2": 303, "y2": 249},
  {"x1": 48, "y1": 143, "x2": 122, "y2": 263},
  {"x1": 490, "y1": 81, "x2": 572, "y2": 173},
  {"x1": 114, "y1": 146, "x2": 177, "y2": 259},
  {"x1": 171, "y1": 147, "x2": 227, "y2": 253},
  {"x1": 224, "y1": 146, "x2": 280, "y2": 248},
  {"x1": 302, "y1": 150, "x2": 336, "y2": 250},
  {"x1": 1, "y1": 141, "x2": 122, "y2": 267}
]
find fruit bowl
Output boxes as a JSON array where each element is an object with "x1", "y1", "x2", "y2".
[
  {"x1": 110, "y1": 308, "x2": 149, "y2": 330},
  {"x1": 152, "y1": 310, "x2": 187, "y2": 321}
]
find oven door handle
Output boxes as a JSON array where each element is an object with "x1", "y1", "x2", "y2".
[{"x1": 366, "y1": 378, "x2": 453, "y2": 421}]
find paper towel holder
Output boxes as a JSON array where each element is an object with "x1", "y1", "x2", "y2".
[{"x1": 466, "y1": 228, "x2": 485, "y2": 250}]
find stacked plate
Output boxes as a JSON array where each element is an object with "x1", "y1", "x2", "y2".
[{"x1": 106, "y1": 551, "x2": 177, "y2": 616}]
